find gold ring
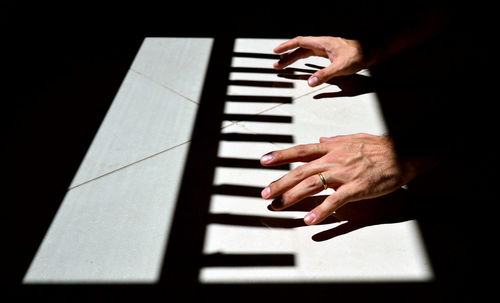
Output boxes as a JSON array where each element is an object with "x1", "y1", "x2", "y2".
[{"x1": 318, "y1": 173, "x2": 327, "y2": 190}]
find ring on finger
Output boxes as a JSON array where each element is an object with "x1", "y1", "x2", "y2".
[{"x1": 318, "y1": 173, "x2": 327, "y2": 190}]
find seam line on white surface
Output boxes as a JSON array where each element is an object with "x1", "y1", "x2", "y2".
[
  {"x1": 292, "y1": 84, "x2": 332, "y2": 103},
  {"x1": 67, "y1": 141, "x2": 191, "y2": 191},
  {"x1": 255, "y1": 85, "x2": 332, "y2": 116},
  {"x1": 129, "y1": 68, "x2": 200, "y2": 105},
  {"x1": 67, "y1": 121, "x2": 241, "y2": 192},
  {"x1": 68, "y1": 75, "x2": 331, "y2": 191}
]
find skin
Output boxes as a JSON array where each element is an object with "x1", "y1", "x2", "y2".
[
  {"x1": 260, "y1": 134, "x2": 424, "y2": 225},
  {"x1": 273, "y1": 36, "x2": 368, "y2": 87},
  {"x1": 262, "y1": 35, "x2": 443, "y2": 225}
]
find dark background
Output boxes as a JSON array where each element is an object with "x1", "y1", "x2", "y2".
[{"x1": 4, "y1": 2, "x2": 497, "y2": 301}]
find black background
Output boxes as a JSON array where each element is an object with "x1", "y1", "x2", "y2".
[{"x1": 4, "y1": 2, "x2": 497, "y2": 301}]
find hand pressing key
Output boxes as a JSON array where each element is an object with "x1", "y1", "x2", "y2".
[
  {"x1": 260, "y1": 134, "x2": 428, "y2": 225},
  {"x1": 273, "y1": 36, "x2": 367, "y2": 87}
]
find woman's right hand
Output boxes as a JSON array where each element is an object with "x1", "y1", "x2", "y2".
[{"x1": 273, "y1": 36, "x2": 367, "y2": 87}]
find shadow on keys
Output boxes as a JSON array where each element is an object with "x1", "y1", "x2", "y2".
[
  {"x1": 277, "y1": 63, "x2": 377, "y2": 99},
  {"x1": 266, "y1": 188, "x2": 415, "y2": 241}
]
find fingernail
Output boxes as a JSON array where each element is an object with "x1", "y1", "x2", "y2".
[
  {"x1": 261, "y1": 187, "x2": 271, "y2": 199},
  {"x1": 261, "y1": 153, "x2": 273, "y2": 164},
  {"x1": 308, "y1": 76, "x2": 319, "y2": 86},
  {"x1": 304, "y1": 212, "x2": 317, "y2": 225}
]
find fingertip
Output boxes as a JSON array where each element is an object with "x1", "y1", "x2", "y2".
[
  {"x1": 308, "y1": 76, "x2": 320, "y2": 87},
  {"x1": 304, "y1": 211, "x2": 318, "y2": 225},
  {"x1": 305, "y1": 195, "x2": 342, "y2": 225},
  {"x1": 260, "y1": 153, "x2": 274, "y2": 165},
  {"x1": 261, "y1": 186, "x2": 271, "y2": 199}
]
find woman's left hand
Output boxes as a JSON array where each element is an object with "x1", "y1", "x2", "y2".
[{"x1": 260, "y1": 133, "x2": 421, "y2": 225}]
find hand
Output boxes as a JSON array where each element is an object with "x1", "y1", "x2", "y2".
[
  {"x1": 260, "y1": 134, "x2": 422, "y2": 225},
  {"x1": 273, "y1": 36, "x2": 366, "y2": 87}
]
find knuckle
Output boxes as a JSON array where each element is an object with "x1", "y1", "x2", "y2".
[
  {"x1": 335, "y1": 154, "x2": 348, "y2": 165},
  {"x1": 296, "y1": 36, "x2": 311, "y2": 47},
  {"x1": 281, "y1": 191, "x2": 296, "y2": 204},
  {"x1": 326, "y1": 194, "x2": 345, "y2": 210},
  {"x1": 292, "y1": 164, "x2": 307, "y2": 180},
  {"x1": 304, "y1": 175, "x2": 320, "y2": 189},
  {"x1": 294, "y1": 144, "x2": 309, "y2": 157},
  {"x1": 334, "y1": 166, "x2": 350, "y2": 181},
  {"x1": 355, "y1": 132, "x2": 370, "y2": 138},
  {"x1": 315, "y1": 68, "x2": 327, "y2": 78},
  {"x1": 317, "y1": 154, "x2": 330, "y2": 164},
  {"x1": 344, "y1": 142, "x2": 357, "y2": 152}
]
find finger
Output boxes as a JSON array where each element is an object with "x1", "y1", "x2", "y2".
[
  {"x1": 319, "y1": 133, "x2": 375, "y2": 143},
  {"x1": 319, "y1": 136, "x2": 336, "y2": 143},
  {"x1": 273, "y1": 36, "x2": 326, "y2": 54},
  {"x1": 273, "y1": 37, "x2": 305, "y2": 53},
  {"x1": 273, "y1": 48, "x2": 313, "y2": 70},
  {"x1": 262, "y1": 157, "x2": 327, "y2": 200},
  {"x1": 271, "y1": 171, "x2": 342, "y2": 210},
  {"x1": 303, "y1": 183, "x2": 357, "y2": 225},
  {"x1": 260, "y1": 143, "x2": 327, "y2": 167},
  {"x1": 307, "y1": 63, "x2": 342, "y2": 87}
]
